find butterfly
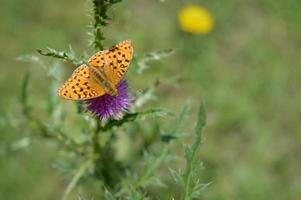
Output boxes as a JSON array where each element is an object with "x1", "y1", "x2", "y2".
[{"x1": 58, "y1": 40, "x2": 133, "y2": 100}]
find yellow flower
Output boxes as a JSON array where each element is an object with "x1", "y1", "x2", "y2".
[{"x1": 178, "y1": 4, "x2": 214, "y2": 34}]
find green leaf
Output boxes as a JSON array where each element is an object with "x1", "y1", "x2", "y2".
[
  {"x1": 169, "y1": 101, "x2": 190, "y2": 135},
  {"x1": 160, "y1": 134, "x2": 178, "y2": 143},
  {"x1": 137, "y1": 49, "x2": 174, "y2": 74},
  {"x1": 10, "y1": 137, "x2": 31, "y2": 152},
  {"x1": 183, "y1": 144, "x2": 191, "y2": 162},
  {"x1": 104, "y1": 188, "x2": 117, "y2": 200},
  {"x1": 194, "y1": 102, "x2": 206, "y2": 136},
  {"x1": 181, "y1": 101, "x2": 206, "y2": 200},
  {"x1": 37, "y1": 48, "x2": 84, "y2": 66},
  {"x1": 17, "y1": 54, "x2": 40, "y2": 62},
  {"x1": 191, "y1": 182, "x2": 211, "y2": 199},
  {"x1": 99, "y1": 109, "x2": 172, "y2": 132},
  {"x1": 62, "y1": 160, "x2": 92, "y2": 200},
  {"x1": 131, "y1": 104, "x2": 189, "y2": 190},
  {"x1": 132, "y1": 80, "x2": 160, "y2": 109},
  {"x1": 20, "y1": 72, "x2": 31, "y2": 117},
  {"x1": 169, "y1": 168, "x2": 183, "y2": 184},
  {"x1": 0, "y1": 137, "x2": 32, "y2": 156}
]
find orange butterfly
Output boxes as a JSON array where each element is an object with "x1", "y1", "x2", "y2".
[{"x1": 58, "y1": 40, "x2": 133, "y2": 100}]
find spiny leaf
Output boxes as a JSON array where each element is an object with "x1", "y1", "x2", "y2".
[
  {"x1": 100, "y1": 112, "x2": 138, "y2": 131},
  {"x1": 169, "y1": 168, "x2": 183, "y2": 184},
  {"x1": 136, "y1": 108, "x2": 173, "y2": 119},
  {"x1": 17, "y1": 54, "x2": 40, "y2": 63},
  {"x1": 10, "y1": 137, "x2": 31, "y2": 152},
  {"x1": 104, "y1": 188, "x2": 116, "y2": 200},
  {"x1": 191, "y1": 182, "x2": 211, "y2": 199},
  {"x1": 62, "y1": 160, "x2": 92, "y2": 200},
  {"x1": 183, "y1": 144, "x2": 191, "y2": 162},
  {"x1": 100, "y1": 108, "x2": 172, "y2": 131},
  {"x1": 194, "y1": 102, "x2": 206, "y2": 135},
  {"x1": 160, "y1": 101, "x2": 190, "y2": 143},
  {"x1": 20, "y1": 72, "x2": 31, "y2": 117},
  {"x1": 169, "y1": 101, "x2": 190, "y2": 135},
  {"x1": 160, "y1": 134, "x2": 178, "y2": 143},
  {"x1": 137, "y1": 49, "x2": 174, "y2": 74},
  {"x1": 181, "y1": 102, "x2": 206, "y2": 200},
  {"x1": 37, "y1": 48, "x2": 84, "y2": 66},
  {"x1": 132, "y1": 103, "x2": 190, "y2": 190},
  {"x1": 132, "y1": 80, "x2": 159, "y2": 109},
  {"x1": 0, "y1": 137, "x2": 32, "y2": 156}
]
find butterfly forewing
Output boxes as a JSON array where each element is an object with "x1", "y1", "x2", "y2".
[
  {"x1": 88, "y1": 40, "x2": 133, "y2": 85},
  {"x1": 88, "y1": 50, "x2": 107, "y2": 69},
  {"x1": 58, "y1": 64, "x2": 105, "y2": 100}
]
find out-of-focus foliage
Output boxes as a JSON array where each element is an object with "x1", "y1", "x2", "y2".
[
  {"x1": 0, "y1": 0, "x2": 301, "y2": 199},
  {"x1": 1, "y1": 0, "x2": 207, "y2": 199}
]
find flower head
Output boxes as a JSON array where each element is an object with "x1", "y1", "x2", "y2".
[
  {"x1": 86, "y1": 80, "x2": 130, "y2": 120},
  {"x1": 178, "y1": 4, "x2": 214, "y2": 34}
]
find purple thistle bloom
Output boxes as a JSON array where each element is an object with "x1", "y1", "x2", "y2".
[{"x1": 86, "y1": 80, "x2": 130, "y2": 120}]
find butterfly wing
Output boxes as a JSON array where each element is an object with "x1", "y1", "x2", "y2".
[
  {"x1": 88, "y1": 50, "x2": 108, "y2": 69},
  {"x1": 88, "y1": 40, "x2": 133, "y2": 85},
  {"x1": 58, "y1": 64, "x2": 106, "y2": 100}
]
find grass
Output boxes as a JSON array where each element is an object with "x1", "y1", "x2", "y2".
[{"x1": 1, "y1": 0, "x2": 301, "y2": 199}]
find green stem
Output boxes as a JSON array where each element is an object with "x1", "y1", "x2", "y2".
[
  {"x1": 91, "y1": 0, "x2": 121, "y2": 51},
  {"x1": 92, "y1": 0, "x2": 106, "y2": 50},
  {"x1": 88, "y1": 0, "x2": 123, "y2": 186},
  {"x1": 89, "y1": 0, "x2": 107, "y2": 181},
  {"x1": 92, "y1": 121, "x2": 102, "y2": 161}
]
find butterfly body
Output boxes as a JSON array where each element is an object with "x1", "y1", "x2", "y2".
[
  {"x1": 89, "y1": 65, "x2": 118, "y2": 96},
  {"x1": 58, "y1": 40, "x2": 133, "y2": 100}
]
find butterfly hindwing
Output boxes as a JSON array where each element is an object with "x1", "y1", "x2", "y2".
[{"x1": 58, "y1": 64, "x2": 105, "y2": 100}]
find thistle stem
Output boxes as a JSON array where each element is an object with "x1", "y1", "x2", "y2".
[
  {"x1": 92, "y1": 0, "x2": 106, "y2": 50},
  {"x1": 89, "y1": 0, "x2": 122, "y2": 184},
  {"x1": 91, "y1": 0, "x2": 121, "y2": 51}
]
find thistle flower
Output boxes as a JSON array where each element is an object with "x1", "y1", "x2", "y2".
[
  {"x1": 178, "y1": 4, "x2": 214, "y2": 34},
  {"x1": 86, "y1": 80, "x2": 130, "y2": 120}
]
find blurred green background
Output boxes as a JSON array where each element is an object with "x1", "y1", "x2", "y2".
[{"x1": 1, "y1": 0, "x2": 301, "y2": 199}]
